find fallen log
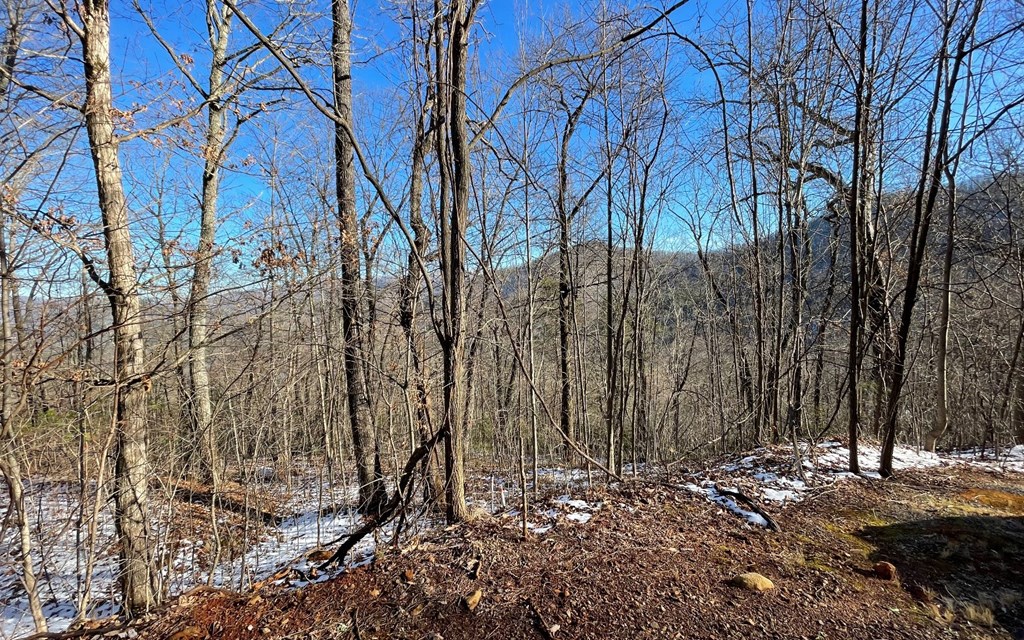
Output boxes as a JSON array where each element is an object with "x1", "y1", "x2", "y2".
[{"x1": 172, "y1": 487, "x2": 285, "y2": 526}]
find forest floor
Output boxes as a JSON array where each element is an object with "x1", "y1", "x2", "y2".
[{"x1": 123, "y1": 442, "x2": 1024, "y2": 640}]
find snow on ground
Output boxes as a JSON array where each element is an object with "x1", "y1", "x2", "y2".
[
  {"x1": 4, "y1": 443, "x2": 1023, "y2": 637},
  {"x1": 678, "y1": 441, "x2": 1024, "y2": 531},
  {"x1": 811, "y1": 441, "x2": 1024, "y2": 476},
  {"x1": 0, "y1": 469, "x2": 382, "y2": 639},
  {"x1": 478, "y1": 465, "x2": 600, "y2": 496},
  {"x1": 554, "y1": 494, "x2": 593, "y2": 511},
  {"x1": 496, "y1": 492, "x2": 604, "y2": 535},
  {"x1": 683, "y1": 481, "x2": 770, "y2": 528},
  {"x1": 472, "y1": 465, "x2": 605, "y2": 533}
]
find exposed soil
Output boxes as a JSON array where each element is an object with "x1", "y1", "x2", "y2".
[{"x1": 132, "y1": 463, "x2": 1024, "y2": 640}]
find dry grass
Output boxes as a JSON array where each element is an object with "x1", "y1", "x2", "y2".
[
  {"x1": 959, "y1": 488, "x2": 1024, "y2": 513},
  {"x1": 962, "y1": 603, "x2": 996, "y2": 627},
  {"x1": 927, "y1": 602, "x2": 955, "y2": 624}
]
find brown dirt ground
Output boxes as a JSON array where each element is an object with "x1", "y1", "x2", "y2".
[{"x1": 134, "y1": 464, "x2": 1024, "y2": 640}]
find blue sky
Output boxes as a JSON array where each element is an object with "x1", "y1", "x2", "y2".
[
  {"x1": 18, "y1": 0, "x2": 1021, "y2": 293},
  {"x1": 92, "y1": 0, "x2": 719, "y2": 278}
]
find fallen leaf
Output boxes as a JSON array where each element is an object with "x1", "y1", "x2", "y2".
[
  {"x1": 308, "y1": 548, "x2": 333, "y2": 563},
  {"x1": 464, "y1": 589, "x2": 483, "y2": 611}
]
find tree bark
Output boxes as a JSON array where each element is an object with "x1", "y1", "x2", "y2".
[
  {"x1": 398, "y1": 56, "x2": 443, "y2": 504},
  {"x1": 926, "y1": 180, "x2": 956, "y2": 451},
  {"x1": 845, "y1": 0, "x2": 872, "y2": 475},
  {"x1": 0, "y1": 9, "x2": 46, "y2": 630},
  {"x1": 332, "y1": 0, "x2": 387, "y2": 513},
  {"x1": 187, "y1": 0, "x2": 231, "y2": 487},
  {"x1": 440, "y1": 0, "x2": 473, "y2": 523},
  {"x1": 77, "y1": 0, "x2": 157, "y2": 613},
  {"x1": 1014, "y1": 374, "x2": 1024, "y2": 445}
]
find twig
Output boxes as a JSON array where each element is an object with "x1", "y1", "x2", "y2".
[{"x1": 351, "y1": 610, "x2": 362, "y2": 640}]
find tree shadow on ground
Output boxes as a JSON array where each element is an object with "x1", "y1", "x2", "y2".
[{"x1": 859, "y1": 514, "x2": 1024, "y2": 638}]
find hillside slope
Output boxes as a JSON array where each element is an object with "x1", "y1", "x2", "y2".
[{"x1": 135, "y1": 448, "x2": 1024, "y2": 640}]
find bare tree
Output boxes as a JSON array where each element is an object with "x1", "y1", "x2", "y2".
[
  {"x1": 879, "y1": 0, "x2": 1022, "y2": 475},
  {"x1": 51, "y1": 0, "x2": 158, "y2": 614},
  {"x1": 332, "y1": 0, "x2": 388, "y2": 513}
]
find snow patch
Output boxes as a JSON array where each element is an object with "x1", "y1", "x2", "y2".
[
  {"x1": 761, "y1": 488, "x2": 799, "y2": 502},
  {"x1": 683, "y1": 441, "x2": 1024, "y2": 530},
  {"x1": 1, "y1": 471, "x2": 382, "y2": 639},
  {"x1": 554, "y1": 495, "x2": 595, "y2": 510},
  {"x1": 684, "y1": 482, "x2": 768, "y2": 528}
]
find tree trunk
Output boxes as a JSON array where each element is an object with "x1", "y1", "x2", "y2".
[
  {"x1": 555, "y1": 93, "x2": 590, "y2": 464},
  {"x1": 399, "y1": 66, "x2": 443, "y2": 505},
  {"x1": 187, "y1": 0, "x2": 231, "y2": 487},
  {"x1": 78, "y1": 0, "x2": 156, "y2": 613},
  {"x1": 846, "y1": 0, "x2": 871, "y2": 474},
  {"x1": 0, "y1": 236, "x2": 46, "y2": 635},
  {"x1": 925, "y1": 181, "x2": 956, "y2": 451},
  {"x1": 604, "y1": 130, "x2": 617, "y2": 477},
  {"x1": 0, "y1": 12, "x2": 46, "y2": 630},
  {"x1": 438, "y1": 0, "x2": 474, "y2": 523},
  {"x1": 1014, "y1": 374, "x2": 1024, "y2": 445},
  {"x1": 880, "y1": 1, "x2": 979, "y2": 476},
  {"x1": 332, "y1": 0, "x2": 387, "y2": 513},
  {"x1": 557, "y1": 201, "x2": 575, "y2": 461}
]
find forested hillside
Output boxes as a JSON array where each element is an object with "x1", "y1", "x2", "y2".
[{"x1": 2, "y1": 0, "x2": 1024, "y2": 637}]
